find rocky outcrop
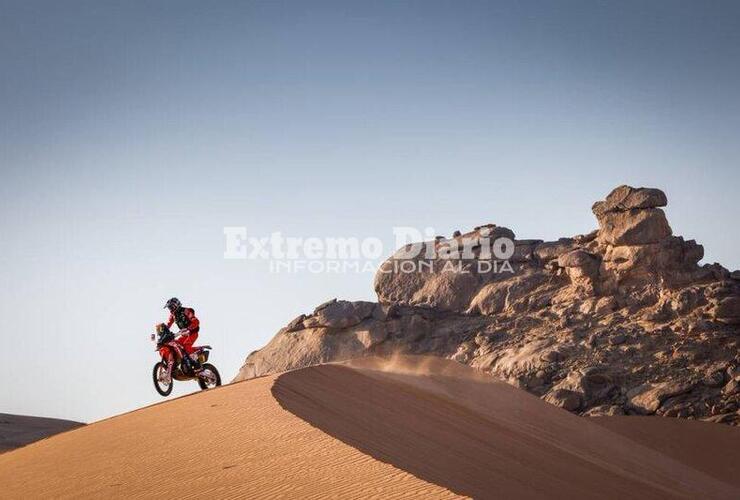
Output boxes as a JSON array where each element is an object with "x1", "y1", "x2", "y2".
[
  {"x1": 299, "y1": 299, "x2": 376, "y2": 329},
  {"x1": 235, "y1": 185, "x2": 740, "y2": 425},
  {"x1": 591, "y1": 185, "x2": 668, "y2": 215},
  {"x1": 597, "y1": 208, "x2": 672, "y2": 246},
  {"x1": 626, "y1": 381, "x2": 694, "y2": 415}
]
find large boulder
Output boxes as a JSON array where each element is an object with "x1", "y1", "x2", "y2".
[
  {"x1": 302, "y1": 299, "x2": 376, "y2": 329},
  {"x1": 373, "y1": 225, "x2": 519, "y2": 312},
  {"x1": 558, "y1": 249, "x2": 599, "y2": 269},
  {"x1": 551, "y1": 367, "x2": 617, "y2": 406},
  {"x1": 596, "y1": 208, "x2": 672, "y2": 246},
  {"x1": 544, "y1": 389, "x2": 582, "y2": 411},
  {"x1": 235, "y1": 320, "x2": 389, "y2": 380},
  {"x1": 626, "y1": 382, "x2": 693, "y2": 415},
  {"x1": 592, "y1": 185, "x2": 673, "y2": 246},
  {"x1": 592, "y1": 185, "x2": 667, "y2": 215},
  {"x1": 558, "y1": 249, "x2": 600, "y2": 292},
  {"x1": 712, "y1": 296, "x2": 740, "y2": 324},
  {"x1": 600, "y1": 236, "x2": 705, "y2": 286},
  {"x1": 491, "y1": 338, "x2": 559, "y2": 379},
  {"x1": 467, "y1": 270, "x2": 548, "y2": 316}
]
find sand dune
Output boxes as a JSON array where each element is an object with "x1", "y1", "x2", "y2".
[
  {"x1": 0, "y1": 414, "x2": 83, "y2": 453},
  {"x1": 1, "y1": 356, "x2": 739, "y2": 499},
  {"x1": 0, "y1": 365, "x2": 455, "y2": 499}
]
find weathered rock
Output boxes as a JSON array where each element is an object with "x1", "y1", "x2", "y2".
[
  {"x1": 492, "y1": 338, "x2": 556, "y2": 378},
  {"x1": 658, "y1": 397, "x2": 696, "y2": 418},
  {"x1": 712, "y1": 296, "x2": 740, "y2": 324},
  {"x1": 544, "y1": 389, "x2": 582, "y2": 411},
  {"x1": 600, "y1": 237, "x2": 703, "y2": 286},
  {"x1": 703, "y1": 412, "x2": 740, "y2": 425},
  {"x1": 511, "y1": 239, "x2": 542, "y2": 262},
  {"x1": 558, "y1": 249, "x2": 601, "y2": 292},
  {"x1": 371, "y1": 303, "x2": 394, "y2": 321},
  {"x1": 608, "y1": 333, "x2": 626, "y2": 346},
  {"x1": 470, "y1": 224, "x2": 516, "y2": 241},
  {"x1": 703, "y1": 367, "x2": 727, "y2": 388},
  {"x1": 534, "y1": 239, "x2": 575, "y2": 262},
  {"x1": 314, "y1": 298, "x2": 338, "y2": 311},
  {"x1": 467, "y1": 281, "x2": 508, "y2": 315},
  {"x1": 409, "y1": 267, "x2": 480, "y2": 311},
  {"x1": 626, "y1": 382, "x2": 693, "y2": 415},
  {"x1": 594, "y1": 296, "x2": 618, "y2": 315},
  {"x1": 558, "y1": 249, "x2": 599, "y2": 269},
  {"x1": 303, "y1": 300, "x2": 376, "y2": 329},
  {"x1": 353, "y1": 322, "x2": 389, "y2": 349},
  {"x1": 670, "y1": 287, "x2": 706, "y2": 314},
  {"x1": 285, "y1": 314, "x2": 307, "y2": 332},
  {"x1": 722, "y1": 379, "x2": 740, "y2": 396},
  {"x1": 468, "y1": 270, "x2": 549, "y2": 316},
  {"x1": 552, "y1": 367, "x2": 615, "y2": 405},
  {"x1": 592, "y1": 185, "x2": 667, "y2": 216},
  {"x1": 374, "y1": 255, "x2": 481, "y2": 312},
  {"x1": 573, "y1": 230, "x2": 599, "y2": 245},
  {"x1": 583, "y1": 405, "x2": 625, "y2": 417},
  {"x1": 596, "y1": 208, "x2": 672, "y2": 246}
]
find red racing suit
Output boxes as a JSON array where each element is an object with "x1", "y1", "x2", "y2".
[{"x1": 160, "y1": 307, "x2": 200, "y2": 363}]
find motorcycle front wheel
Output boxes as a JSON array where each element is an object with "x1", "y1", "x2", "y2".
[
  {"x1": 153, "y1": 361, "x2": 173, "y2": 396},
  {"x1": 197, "y1": 363, "x2": 222, "y2": 390}
]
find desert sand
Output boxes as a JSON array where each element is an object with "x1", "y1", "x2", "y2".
[
  {"x1": 1, "y1": 356, "x2": 739, "y2": 499},
  {"x1": 0, "y1": 414, "x2": 83, "y2": 453}
]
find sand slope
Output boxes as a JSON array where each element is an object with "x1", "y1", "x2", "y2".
[
  {"x1": 0, "y1": 414, "x2": 83, "y2": 453},
  {"x1": 1, "y1": 356, "x2": 739, "y2": 499},
  {"x1": 0, "y1": 369, "x2": 455, "y2": 499}
]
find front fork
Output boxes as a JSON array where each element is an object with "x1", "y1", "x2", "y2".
[{"x1": 161, "y1": 344, "x2": 179, "y2": 378}]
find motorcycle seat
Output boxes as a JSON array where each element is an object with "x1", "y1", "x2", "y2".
[{"x1": 194, "y1": 345, "x2": 212, "y2": 351}]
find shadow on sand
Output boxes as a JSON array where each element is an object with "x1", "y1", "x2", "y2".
[{"x1": 272, "y1": 363, "x2": 740, "y2": 499}]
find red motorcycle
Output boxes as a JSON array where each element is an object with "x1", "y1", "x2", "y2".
[{"x1": 151, "y1": 324, "x2": 221, "y2": 396}]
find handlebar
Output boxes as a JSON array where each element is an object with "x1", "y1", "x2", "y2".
[{"x1": 150, "y1": 330, "x2": 186, "y2": 343}]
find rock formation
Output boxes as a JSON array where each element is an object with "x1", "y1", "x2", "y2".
[{"x1": 235, "y1": 185, "x2": 740, "y2": 424}]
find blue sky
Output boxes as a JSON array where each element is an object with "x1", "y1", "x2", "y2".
[{"x1": 1, "y1": 0, "x2": 739, "y2": 422}]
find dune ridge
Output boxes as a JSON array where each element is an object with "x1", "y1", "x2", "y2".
[
  {"x1": 1, "y1": 356, "x2": 739, "y2": 498},
  {"x1": 0, "y1": 414, "x2": 83, "y2": 453},
  {"x1": 277, "y1": 356, "x2": 740, "y2": 499},
  {"x1": 0, "y1": 369, "x2": 455, "y2": 499}
]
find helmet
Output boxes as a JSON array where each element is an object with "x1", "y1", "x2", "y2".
[{"x1": 164, "y1": 297, "x2": 182, "y2": 311}]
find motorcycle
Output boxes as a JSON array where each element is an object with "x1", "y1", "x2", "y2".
[{"x1": 150, "y1": 324, "x2": 221, "y2": 396}]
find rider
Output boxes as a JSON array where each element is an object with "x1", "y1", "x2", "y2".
[{"x1": 164, "y1": 297, "x2": 202, "y2": 372}]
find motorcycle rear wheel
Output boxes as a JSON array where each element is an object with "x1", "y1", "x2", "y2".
[
  {"x1": 197, "y1": 363, "x2": 222, "y2": 390},
  {"x1": 153, "y1": 361, "x2": 173, "y2": 396}
]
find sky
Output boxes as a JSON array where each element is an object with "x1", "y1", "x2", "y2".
[{"x1": 1, "y1": 0, "x2": 739, "y2": 422}]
